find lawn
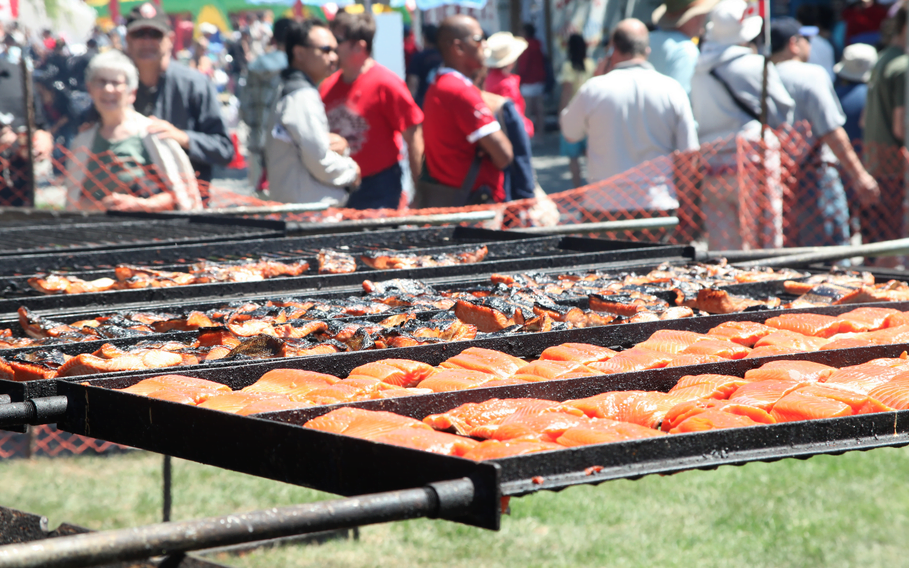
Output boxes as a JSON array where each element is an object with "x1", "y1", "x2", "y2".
[{"x1": 2, "y1": 447, "x2": 909, "y2": 567}]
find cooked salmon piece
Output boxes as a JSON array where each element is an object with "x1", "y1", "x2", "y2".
[
  {"x1": 346, "y1": 359, "x2": 435, "y2": 388},
  {"x1": 835, "y1": 307, "x2": 903, "y2": 333},
  {"x1": 669, "y1": 409, "x2": 763, "y2": 433},
  {"x1": 744, "y1": 345, "x2": 806, "y2": 358},
  {"x1": 423, "y1": 398, "x2": 569, "y2": 435},
  {"x1": 635, "y1": 330, "x2": 710, "y2": 354},
  {"x1": 670, "y1": 374, "x2": 748, "y2": 399},
  {"x1": 821, "y1": 366, "x2": 906, "y2": 394},
  {"x1": 679, "y1": 339, "x2": 751, "y2": 359},
  {"x1": 0, "y1": 357, "x2": 13, "y2": 382},
  {"x1": 469, "y1": 413, "x2": 590, "y2": 442},
  {"x1": 371, "y1": 427, "x2": 479, "y2": 457},
  {"x1": 885, "y1": 312, "x2": 909, "y2": 327},
  {"x1": 120, "y1": 375, "x2": 230, "y2": 404},
  {"x1": 707, "y1": 321, "x2": 777, "y2": 346},
  {"x1": 241, "y1": 369, "x2": 339, "y2": 396},
  {"x1": 564, "y1": 390, "x2": 682, "y2": 428},
  {"x1": 665, "y1": 353, "x2": 728, "y2": 367},
  {"x1": 417, "y1": 369, "x2": 497, "y2": 393},
  {"x1": 764, "y1": 313, "x2": 843, "y2": 338},
  {"x1": 304, "y1": 408, "x2": 431, "y2": 439},
  {"x1": 770, "y1": 391, "x2": 853, "y2": 422},
  {"x1": 453, "y1": 299, "x2": 521, "y2": 332},
  {"x1": 586, "y1": 348, "x2": 674, "y2": 375},
  {"x1": 198, "y1": 392, "x2": 283, "y2": 414},
  {"x1": 743, "y1": 360, "x2": 837, "y2": 383},
  {"x1": 538, "y1": 343, "x2": 618, "y2": 364},
  {"x1": 462, "y1": 440, "x2": 562, "y2": 461},
  {"x1": 752, "y1": 330, "x2": 829, "y2": 351},
  {"x1": 556, "y1": 421, "x2": 665, "y2": 447},
  {"x1": 438, "y1": 347, "x2": 527, "y2": 379},
  {"x1": 237, "y1": 397, "x2": 313, "y2": 416},
  {"x1": 7, "y1": 360, "x2": 59, "y2": 382},
  {"x1": 662, "y1": 398, "x2": 776, "y2": 432},
  {"x1": 728, "y1": 380, "x2": 805, "y2": 410},
  {"x1": 512, "y1": 360, "x2": 598, "y2": 382}
]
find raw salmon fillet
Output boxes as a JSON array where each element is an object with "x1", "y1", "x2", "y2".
[
  {"x1": 304, "y1": 408, "x2": 430, "y2": 439},
  {"x1": 417, "y1": 369, "x2": 496, "y2": 392},
  {"x1": 745, "y1": 345, "x2": 806, "y2": 358},
  {"x1": 707, "y1": 321, "x2": 777, "y2": 346},
  {"x1": 564, "y1": 390, "x2": 681, "y2": 428},
  {"x1": 423, "y1": 398, "x2": 569, "y2": 434},
  {"x1": 346, "y1": 359, "x2": 435, "y2": 388},
  {"x1": 555, "y1": 421, "x2": 665, "y2": 447},
  {"x1": 794, "y1": 384, "x2": 891, "y2": 414},
  {"x1": 512, "y1": 360, "x2": 598, "y2": 382},
  {"x1": 820, "y1": 336, "x2": 876, "y2": 350},
  {"x1": 728, "y1": 380, "x2": 805, "y2": 410},
  {"x1": 120, "y1": 375, "x2": 230, "y2": 404},
  {"x1": 144, "y1": 388, "x2": 198, "y2": 405},
  {"x1": 867, "y1": 377, "x2": 909, "y2": 410},
  {"x1": 371, "y1": 427, "x2": 479, "y2": 456},
  {"x1": 836, "y1": 307, "x2": 902, "y2": 332},
  {"x1": 863, "y1": 325, "x2": 909, "y2": 345},
  {"x1": 469, "y1": 413, "x2": 590, "y2": 442},
  {"x1": 764, "y1": 313, "x2": 843, "y2": 338},
  {"x1": 586, "y1": 348, "x2": 674, "y2": 375},
  {"x1": 635, "y1": 330, "x2": 710, "y2": 354},
  {"x1": 770, "y1": 391, "x2": 853, "y2": 422},
  {"x1": 661, "y1": 399, "x2": 775, "y2": 432},
  {"x1": 237, "y1": 398, "x2": 313, "y2": 416},
  {"x1": 539, "y1": 343, "x2": 618, "y2": 364},
  {"x1": 198, "y1": 392, "x2": 282, "y2": 414},
  {"x1": 468, "y1": 377, "x2": 532, "y2": 388},
  {"x1": 669, "y1": 409, "x2": 763, "y2": 433},
  {"x1": 753, "y1": 330, "x2": 829, "y2": 351},
  {"x1": 241, "y1": 369, "x2": 339, "y2": 395},
  {"x1": 462, "y1": 440, "x2": 562, "y2": 461},
  {"x1": 670, "y1": 374, "x2": 747, "y2": 399},
  {"x1": 679, "y1": 339, "x2": 751, "y2": 359},
  {"x1": 821, "y1": 366, "x2": 905, "y2": 394},
  {"x1": 438, "y1": 347, "x2": 527, "y2": 378},
  {"x1": 743, "y1": 360, "x2": 837, "y2": 383},
  {"x1": 665, "y1": 353, "x2": 728, "y2": 367}
]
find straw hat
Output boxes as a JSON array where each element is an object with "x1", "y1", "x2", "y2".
[
  {"x1": 484, "y1": 32, "x2": 528, "y2": 69},
  {"x1": 704, "y1": 0, "x2": 764, "y2": 45},
  {"x1": 653, "y1": 0, "x2": 722, "y2": 29},
  {"x1": 834, "y1": 43, "x2": 878, "y2": 82}
]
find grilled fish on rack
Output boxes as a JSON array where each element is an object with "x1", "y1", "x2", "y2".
[
  {"x1": 318, "y1": 249, "x2": 357, "y2": 274},
  {"x1": 359, "y1": 245, "x2": 489, "y2": 270}
]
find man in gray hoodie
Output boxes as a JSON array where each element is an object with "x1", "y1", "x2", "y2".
[{"x1": 264, "y1": 19, "x2": 360, "y2": 205}]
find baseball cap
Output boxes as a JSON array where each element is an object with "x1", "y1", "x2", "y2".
[
  {"x1": 770, "y1": 16, "x2": 818, "y2": 53},
  {"x1": 125, "y1": 2, "x2": 172, "y2": 34}
]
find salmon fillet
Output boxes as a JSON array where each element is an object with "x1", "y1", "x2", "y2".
[
  {"x1": 867, "y1": 376, "x2": 909, "y2": 410},
  {"x1": 821, "y1": 366, "x2": 905, "y2": 394},
  {"x1": 538, "y1": 343, "x2": 618, "y2": 364},
  {"x1": 371, "y1": 427, "x2": 479, "y2": 456},
  {"x1": 728, "y1": 379, "x2": 805, "y2": 410},
  {"x1": 669, "y1": 409, "x2": 764, "y2": 433},
  {"x1": 423, "y1": 398, "x2": 568, "y2": 435},
  {"x1": 764, "y1": 313, "x2": 843, "y2": 338},
  {"x1": 670, "y1": 374, "x2": 748, "y2": 399},
  {"x1": 679, "y1": 339, "x2": 751, "y2": 359},
  {"x1": 346, "y1": 359, "x2": 435, "y2": 388},
  {"x1": 707, "y1": 321, "x2": 777, "y2": 346},
  {"x1": 752, "y1": 330, "x2": 829, "y2": 351},
  {"x1": 586, "y1": 348, "x2": 674, "y2": 375},
  {"x1": 237, "y1": 398, "x2": 313, "y2": 416},
  {"x1": 555, "y1": 421, "x2": 665, "y2": 447},
  {"x1": 417, "y1": 369, "x2": 496, "y2": 393},
  {"x1": 198, "y1": 392, "x2": 283, "y2": 414},
  {"x1": 744, "y1": 345, "x2": 807, "y2": 358},
  {"x1": 462, "y1": 440, "x2": 562, "y2": 461},
  {"x1": 303, "y1": 407, "x2": 430, "y2": 439},
  {"x1": 770, "y1": 391, "x2": 853, "y2": 422},
  {"x1": 438, "y1": 347, "x2": 527, "y2": 378},
  {"x1": 743, "y1": 360, "x2": 837, "y2": 383},
  {"x1": 662, "y1": 398, "x2": 775, "y2": 432},
  {"x1": 512, "y1": 360, "x2": 598, "y2": 382},
  {"x1": 241, "y1": 369, "x2": 339, "y2": 396},
  {"x1": 665, "y1": 354, "x2": 728, "y2": 367},
  {"x1": 635, "y1": 330, "x2": 710, "y2": 354},
  {"x1": 469, "y1": 412, "x2": 590, "y2": 442},
  {"x1": 836, "y1": 307, "x2": 903, "y2": 333}
]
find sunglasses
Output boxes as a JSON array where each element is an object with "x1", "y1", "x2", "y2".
[
  {"x1": 305, "y1": 43, "x2": 337, "y2": 54},
  {"x1": 129, "y1": 28, "x2": 164, "y2": 40},
  {"x1": 465, "y1": 33, "x2": 484, "y2": 43}
]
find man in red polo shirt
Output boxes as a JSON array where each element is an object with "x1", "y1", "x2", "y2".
[
  {"x1": 419, "y1": 15, "x2": 514, "y2": 205},
  {"x1": 320, "y1": 10, "x2": 424, "y2": 210}
]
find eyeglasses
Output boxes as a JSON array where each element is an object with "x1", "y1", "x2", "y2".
[
  {"x1": 89, "y1": 77, "x2": 128, "y2": 90},
  {"x1": 128, "y1": 28, "x2": 164, "y2": 40},
  {"x1": 305, "y1": 43, "x2": 337, "y2": 54},
  {"x1": 464, "y1": 34, "x2": 484, "y2": 43}
]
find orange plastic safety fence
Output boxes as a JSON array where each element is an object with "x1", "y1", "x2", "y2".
[{"x1": 0, "y1": 425, "x2": 130, "y2": 460}]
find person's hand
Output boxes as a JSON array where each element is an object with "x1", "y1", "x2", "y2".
[
  {"x1": 101, "y1": 193, "x2": 146, "y2": 211},
  {"x1": 352, "y1": 162, "x2": 361, "y2": 188},
  {"x1": 147, "y1": 117, "x2": 191, "y2": 149},
  {"x1": 855, "y1": 172, "x2": 880, "y2": 207},
  {"x1": 328, "y1": 133, "x2": 349, "y2": 155},
  {"x1": 32, "y1": 130, "x2": 54, "y2": 161}
]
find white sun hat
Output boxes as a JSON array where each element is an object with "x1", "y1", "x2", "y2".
[
  {"x1": 484, "y1": 31, "x2": 528, "y2": 69},
  {"x1": 704, "y1": 0, "x2": 764, "y2": 45}
]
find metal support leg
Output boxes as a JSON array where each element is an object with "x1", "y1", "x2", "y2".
[{"x1": 163, "y1": 455, "x2": 172, "y2": 523}]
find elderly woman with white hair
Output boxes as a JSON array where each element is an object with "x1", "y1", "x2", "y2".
[{"x1": 66, "y1": 50, "x2": 201, "y2": 211}]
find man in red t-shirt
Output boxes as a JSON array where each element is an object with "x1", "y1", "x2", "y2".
[
  {"x1": 420, "y1": 15, "x2": 514, "y2": 204},
  {"x1": 320, "y1": 11, "x2": 424, "y2": 210}
]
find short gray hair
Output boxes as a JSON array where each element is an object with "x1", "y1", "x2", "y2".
[{"x1": 85, "y1": 50, "x2": 139, "y2": 91}]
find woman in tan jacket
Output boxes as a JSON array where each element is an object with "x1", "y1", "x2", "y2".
[{"x1": 66, "y1": 50, "x2": 201, "y2": 211}]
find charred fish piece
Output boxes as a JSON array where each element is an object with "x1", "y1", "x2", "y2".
[{"x1": 318, "y1": 249, "x2": 357, "y2": 274}]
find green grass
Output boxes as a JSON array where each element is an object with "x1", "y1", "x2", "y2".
[{"x1": 3, "y1": 448, "x2": 909, "y2": 567}]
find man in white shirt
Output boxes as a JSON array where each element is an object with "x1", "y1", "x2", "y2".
[{"x1": 560, "y1": 18, "x2": 698, "y2": 216}]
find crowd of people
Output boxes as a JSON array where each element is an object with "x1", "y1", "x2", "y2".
[{"x1": 0, "y1": 0, "x2": 908, "y2": 255}]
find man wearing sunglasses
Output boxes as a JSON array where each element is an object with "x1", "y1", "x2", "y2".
[
  {"x1": 417, "y1": 15, "x2": 513, "y2": 207},
  {"x1": 265, "y1": 19, "x2": 360, "y2": 205},
  {"x1": 123, "y1": 2, "x2": 234, "y2": 186},
  {"x1": 320, "y1": 10, "x2": 424, "y2": 210}
]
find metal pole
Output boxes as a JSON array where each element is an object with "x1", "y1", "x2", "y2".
[
  {"x1": 19, "y1": 52, "x2": 36, "y2": 208},
  {"x1": 733, "y1": 236, "x2": 909, "y2": 267},
  {"x1": 904, "y1": 16, "x2": 909, "y2": 250},
  {"x1": 0, "y1": 478, "x2": 476, "y2": 568},
  {"x1": 511, "y1": 216, "x2": 679, "y2": 234},
  {"x1": 285, "y1": 210, "x2": 498, "y2": 234},
  {"x1": 162, "y1": 455, "x2": 172, "y2": 523}
]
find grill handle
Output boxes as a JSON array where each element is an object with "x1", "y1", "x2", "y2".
[
  {"x1": 0, "y1": 478, "x2": 477, "y2": 568},
  {"x1": 0, "y1": 396, "x2": 68, "y2": 428}
]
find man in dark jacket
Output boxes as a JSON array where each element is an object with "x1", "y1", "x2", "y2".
[{"x1": 124, "y1": 2, "x2": 234, "y2": 183}]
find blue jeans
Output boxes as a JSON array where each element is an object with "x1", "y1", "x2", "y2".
[
  {"x1": 345, "y1": 162, "x2": 403, "y2": 210},
  {"x1": 795, "y1": 163, "x2": 850, "y2": 247}
]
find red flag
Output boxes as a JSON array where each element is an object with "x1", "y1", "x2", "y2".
[
  {"x1": 293, "y1": 0, "x2": 303, "y2": 19},
  {"x1": 109, "y1": 0, "x2": 120, "y2": 24}
]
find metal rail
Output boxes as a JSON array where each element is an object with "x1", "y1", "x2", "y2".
[
  {"x1": 0, "y1": 397, "x2": 67, "y2": 427},
  {"x1": 513, "y1": 217, "x2": 679, "y2": 235},
  {"x1": 285, "y1": 210, "x2": 498, "y2": 234},
  {"x1": 734, "y1": 237, "x2": 909, "y2": 268},
  {"x1": 186, "y1": 203, "x2": 330, "y2": 216},
  {"x1": 0, "y1": 478, "x2": 477, "y2": 568}
]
